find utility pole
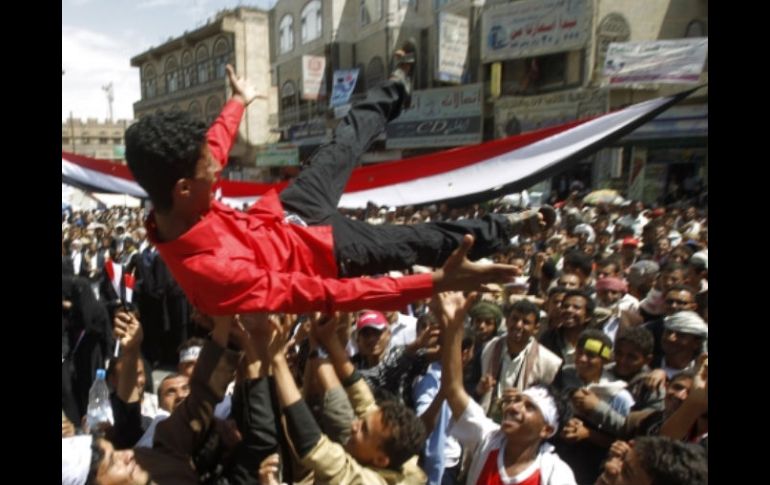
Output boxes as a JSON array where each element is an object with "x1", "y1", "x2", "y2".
[
  {"x1": 102, "y1": 82, "x2": 114, "y2": 122},
  {"x1": 69, "y1": 111, "x2": 76, "y2": 152}
]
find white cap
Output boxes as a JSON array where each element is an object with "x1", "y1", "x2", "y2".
[{"x1": 62, "y1": 435, "x2": 93, "y2": 485}]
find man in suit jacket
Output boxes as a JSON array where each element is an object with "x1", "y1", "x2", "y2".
[{"x1": 478, "y1": 299, "x2": 562, "y2": 421}]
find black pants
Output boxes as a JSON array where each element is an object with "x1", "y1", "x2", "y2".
[{"x1": 279, "y1": 80, "x2": 513, "y2": 277}]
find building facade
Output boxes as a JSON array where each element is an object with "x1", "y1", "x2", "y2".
[
  {"x1": 62, "y1": 117, "x2": 133, "y2": 161},
  {"x1": 130, "y1": 7, "x2": 279, "y2": 175},
  {"x1": 269, "y1": 0, "x2": 707, "y2": 205}
]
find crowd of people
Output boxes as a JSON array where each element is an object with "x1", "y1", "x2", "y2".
[{"x1": 62, "y1": 54, "x2": 707, "y2": 485}]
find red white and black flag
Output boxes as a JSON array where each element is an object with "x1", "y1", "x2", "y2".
[{"x1": 62, "y1": 88, "x2": 698, "y2": 208}]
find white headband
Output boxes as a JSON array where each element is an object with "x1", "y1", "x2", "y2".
[
  {"x1": 522, "y1": 386, "x2": 559, "y2": 437},
  {"x1": 62, "y1": 435, "x2": 93, "y2": 485},
  {"x1": 179, "y1": 346, "x2": 202, "y2": 363}
]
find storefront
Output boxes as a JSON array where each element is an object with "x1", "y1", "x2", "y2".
[{"x1": 613, "y1": 103, "x2": 708, "y2": 205}]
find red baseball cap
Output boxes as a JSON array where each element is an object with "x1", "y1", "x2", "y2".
[
  {"x1": 356, "y1": 310, "x2": 389, "y2": 331},
  {"x1": 622, "y1": 237, "x2": 640, "y2": 248}
]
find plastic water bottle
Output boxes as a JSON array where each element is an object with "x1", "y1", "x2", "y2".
[{"x1": 86, "y1": 369, "x2": 114, "y2": 434}]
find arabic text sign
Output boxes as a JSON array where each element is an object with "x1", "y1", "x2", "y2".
[
  {"x1": 481, "y1": 0, "x2": 592, "y2": 62},
  {"x1": 386, "y1": 84, "x2": 483, "y2": 149},
  {"x1": 330, "y1": 69, "x2": 360, "y2": 107},
  {"x1": 437, "y1": 12, "x2": 469, "y2": 84},
  {"x1": 604, "y1": 38, "x2": 708, "y2": 85},
  {"x1": 494, "y1": 89, "x2": 608, "y2": 138},
  {"x1": 302, "y1": 55, "x2": 327, "y2": 100},
  {"x1": 255, "y1": 144, "x2": 299, "y2": 167}
]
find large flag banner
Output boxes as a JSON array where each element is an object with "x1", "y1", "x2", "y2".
[
  {"x1": 63, "y1": 88, "x2": 697, "y2": 209},
  {"x1": 604, "y1": 38, "x2": 708, "y2": 85}
]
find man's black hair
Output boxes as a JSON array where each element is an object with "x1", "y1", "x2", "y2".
[
  {"x1": 634, "y1": 436, "x2": 708, "y2": 485},
  {"x1": 125, "y1": 111, "x2": 208, "y2": 212},
  {"x1": 506, "y1": 299, "x2": 541, "y2": 324},
  {"x1": 615, "y1": 326, "x2": 654, "y2": 356},
  {"x1": 379, "y1": 400, "x2": 427, "y2": 470}
]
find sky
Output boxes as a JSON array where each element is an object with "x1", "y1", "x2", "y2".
[{"x1": 62, "y1": 0, "x2": 276, "y2": 122}]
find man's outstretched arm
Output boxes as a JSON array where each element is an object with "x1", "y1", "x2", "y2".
[{"x1": 207, "y1": 64, "x2": 266, "y2": 168}]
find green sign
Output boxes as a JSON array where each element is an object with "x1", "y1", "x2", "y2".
[{"x1": 255, "y1": 145, "x2": 299, "y2": 167}]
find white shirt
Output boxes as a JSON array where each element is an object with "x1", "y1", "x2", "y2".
[
  {"x1": 387, "y1": 313, "x2": 417, "y2": 350},
  {"x1": 449, "y1": 399, "x2": 577, "y2": 485},
  {"x1": 135, "y1": 394, "x2": 233, "y2": 448}
]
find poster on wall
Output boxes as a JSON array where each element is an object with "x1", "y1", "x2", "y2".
[
  {"x1": 604, "y1": 38, "x2": 708, "y2": 85},
  {"x1": 437, "y1": 12, "x2": 469, "y2": 83},
  {"x1": 481, "y1": 0, "x2": 593, "y2": 62},
  {"x1": 494, "y1": 88, "x2": 608, "y2": 138},
  {"x1": 302, "y1": 55, "x2": 327, "y2": 100}
]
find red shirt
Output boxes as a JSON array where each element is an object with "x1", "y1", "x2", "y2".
[
  {"x1": 147, "y1": 99, "x2": 433, "y2": 316},
  {"x1": 476, "y1": 449, "x2": 541, "y2": 485}
]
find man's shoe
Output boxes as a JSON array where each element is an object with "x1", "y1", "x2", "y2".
[{"x1": 502, "y1": 205, "x2": 556, "y2": 238}]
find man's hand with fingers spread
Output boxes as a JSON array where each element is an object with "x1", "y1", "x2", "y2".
[
  {"x1": 226, "y1": 64, "x2": 266, "y2": 106},
  {"x1": 433, "y1": 235, "x2": 519, "y2": 293}
]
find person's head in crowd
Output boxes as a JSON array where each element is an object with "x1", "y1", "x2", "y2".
[
  {"x1": 461, "y1": 328, "x2": 476, "y2": 368},
  {"x1": 695, "y1": 291, "x2": 708, "y2": 322},
  {"x1": 654, "y1": 237, "x2": 671, "y2": 261},
  {"x1": 657, "y1": 262, "x2": 686, "y2": 295},
  {"x1": 573, "y1": 223, "x2": 595, "y2": 249},
  {"x1": 468, "y1": 301, "x2": 503, "y2": 345},
  {"x1": 62, "y1": 435, "x2": 152, "y2": 485},
  {"x1": 563, "y1": 250, "x2": 593, "y2": 286},
  {"x1": 575, "y1": 329, "x2": 612, "y2": 383},
  {"x1": 683, "y1": 205, "x2": 698, "y2": 222},
  {"x1": 613, "y1": 327, "x2": 654, "y2": 380},
  {"x1": 640, "y1": 221, "x2": 658, "y2": 248},
  {"x1": 596, "y1": 230, "x2": 613, "y2": 252},
  {"x1": 583, "y1": 241, "x2": 597, "y2": 257},
  {"x1": 595, "y1": 277, "x2": 628, "y2": 308},
  {"x1": 157, "y1": 373, "x2": 190, "y2": 412},
  {"x1": 662, "y1": 212, "x2": 678, "y2": 232},
  {"x1": 687, "y1": 251, "x2": 708, "y2": 289},
  {"x1": 507, "y1": 251, "x2": 527, "y2": 275},
  {"x1": 593, "y1": 215, "x2": 610, "y2": 235},
  {"x1": 355, "y1": 310, "x2": 392, "y2": 366},
  {"x1": 519, "y1": 238, "x2": 535, "y2": 261},
  {"x1": 663, "y1": 284, "x2": 697, "y2": 316},
  {"x1": 663, "y1": 370, "x2": 695, "y2": 416},
  {"x1": 596, "y1": 256, "x2": 623, "y2": 279},
  {"x1": 100, "y1": 235, "x2": 113, "y2": 251},
  {"x1": 596, "y1": 436, "x2": 707, "y2": 485},
  {"x1": 545, "y1": 286, "x2": 569, "y2": 329},
  {"x1": 558, "y1": 289, "x2": 595, "y2": 333},
  {"x1": 505, "y1": 300, "x2": 540, "y2": 352},
  {"x1": 177, "y1": 337, "x2": 206, "y2": 378},
  {"x1": 631, "y1": 200, "x2": 644, "y2": 217},
  {"x1": 545, "y1": 234, "x2": 564, "y2": 257},
  {"x1": 497, "y1": 386, "x2": 566, "y2": 445},
  {"x1": 345, "y1": 399, "x2": 426, "y2": 471},
  {"x1": 619, "y1": 236, "x2": 639, "y2": 262},
  {"x1": 627, "y1": 260, "x2": 659, "y2": 297},
  {"x1": 662, "y1": 311, "x2": 707, "y2": 368},
  {"x1": 557, "y1": 272, "x2": 582, "y2": 290},
  {"x1": 667, "y1": 244, "x2": 693, "y2": 265}
]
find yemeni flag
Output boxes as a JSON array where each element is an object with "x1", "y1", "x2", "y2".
[
  {"x1": 103, "y1": 260, "x2": 123, "y2": 300},
  {"x1": 62, "y1": 88, "x2": 698, "y2": 208}
]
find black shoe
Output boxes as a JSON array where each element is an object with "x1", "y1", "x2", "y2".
[{"x1": 502, "y1": 205, "x2": 556, "y2": 238}]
